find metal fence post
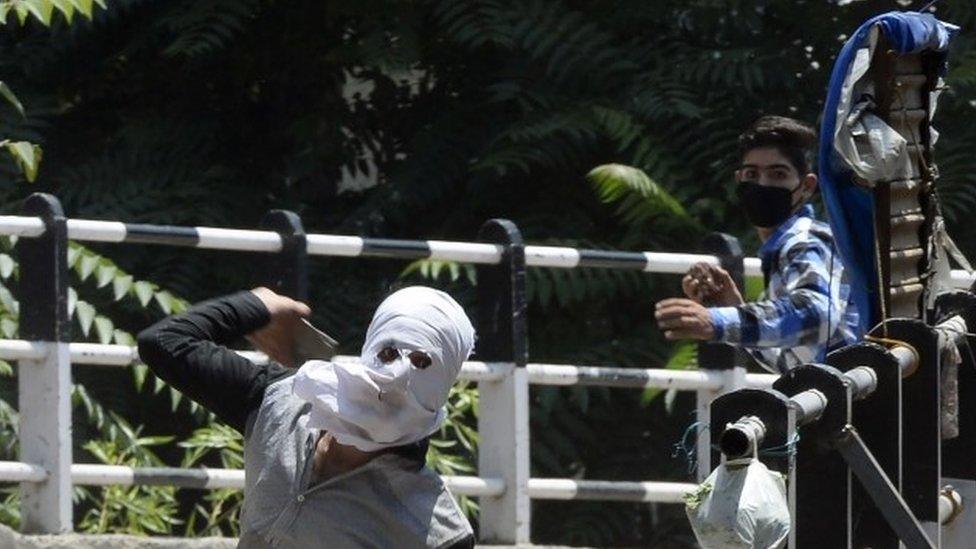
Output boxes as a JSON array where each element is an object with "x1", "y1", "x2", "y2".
[
  {"x1": 476, "y1": 219, "x2": 530, "y2": 544},
  {"x1": 17, "y1": 193, "x2": 72, "y2": 533},
  {"x1": 257, "y1": 210, "x2": 308, "y2": 301},
  {"x1": 696, "y1": 232, "x2": 745, "y2": 481}
]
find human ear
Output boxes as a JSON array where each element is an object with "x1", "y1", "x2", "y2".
[{"x1": 803, "y1": 173, "x2": 817, "y2": 194}]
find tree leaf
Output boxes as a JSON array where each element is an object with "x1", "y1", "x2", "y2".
[
  {"x1": 0, "y1": 81, "x2": 25, "y2": 117},
  {"x1": 95, "y1": 261, "x2": 117, "y2": 288},
  {"x1": 0, "y1": 285, "x2": 18, "y2": 314},
  {"x1": 154, "y1": 291, "x2": 174, "y2": 314},
  {"x1": 0, "y1": 318, "x2": 17, "y2": 338},
  {"x1": 4, "y1": 141, "x2": 42, "y2": 182},
  {"x1": 75, "y1": 301, "x2": 96, "y2": 337},
  {"x1": 67, "y1": 0, "x2": 92, "y2": 18},
  {"x1": 113, "y1": 274, "x2": 133, "y2": 301},
  {"x1": 77, "y1": 253, "x2": 98, "y2": 281},
  {"x1": 170, "y1": 387, "x2": 181, "y2": 412},
  {"x1": 94, "y1": 316, "x2": 114, "y2": 345},
  {"x1": 586, "y1": 163, "x2": 694, "y2": 228},
  {"x1": 133, "y1": 281, "x2": 155, "y2": 307},
  {"x1": 0, "y1": 254, "x2": 15, "y2": 279},
  {"x1": 24, "y1": 0, "x2": 54, "y2": 25},
  {"x1": 49, "y1": 0, "x2": 74, "y2": 22},
  {"x1": 113, "y1": 329, "x2": 135, "y2": 347},
  {"x1": 132, "y1": 363, "x2": 148, "y2": 392},
  {"x1": 67, "y1": 287, "x2": 78, "y2": 316},
  {"x1": 67, "y1": 245, "x2": 81, "y2": 268},
  {"x1": 14, "y1": 4, "x2": 29, "y2": 25}
]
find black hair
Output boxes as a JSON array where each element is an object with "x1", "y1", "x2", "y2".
[{"x1": 738, "y1": 115, "x2": 818, "y2": 175}]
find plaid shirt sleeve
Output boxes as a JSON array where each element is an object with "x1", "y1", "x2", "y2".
[{"x1": 708, "y1": 238, "x2": 834, "y2": 349}]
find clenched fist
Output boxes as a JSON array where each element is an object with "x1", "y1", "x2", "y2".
[{"x1": 248, "y1": 287, "x2": 312, "y2": 368}]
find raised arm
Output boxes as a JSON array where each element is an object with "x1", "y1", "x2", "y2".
[
  {"x1": 709, "y1": 239, "x2": 837, "y2": 349},
  {"x1": 136, "y1": 290, "x2": 300, "y2": 433}
]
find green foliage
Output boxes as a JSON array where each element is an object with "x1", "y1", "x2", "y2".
[
  {"x1": 1, "y1": 141, "x2": 40, "y2": 182},
  {"x1": 77, "y1": 414, "x2": 181, "y2": 535},
  {"x1": 588, "y1": 163, "x2": 703, "y2": 248},
  {"x1": 179, "y1": 424, "x2": 244, "y2": 536},
  {"x1": 0, "y1": 0, "x2": 105, "y2": 182},
  {"x1": 0, "y1": 0, "x2": 106, "y2": 26}
]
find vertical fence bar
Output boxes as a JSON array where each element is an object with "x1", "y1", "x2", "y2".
[
  {"x1": 17, "y1": 193, "x2": 72, "y2": 533},
  {"x1": 696, "y1": 232, "x2": 745, "y2": 481},
  {"x1": 257, "y1": 210, "x2": 308, "y2": 301},
  {"x1": 476, "y1": 219, "x2": 530, "y2": 544}
]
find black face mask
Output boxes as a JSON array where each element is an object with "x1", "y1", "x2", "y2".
[{"x1": 735, "y1": 181, "x2": 798, "y2": 229}]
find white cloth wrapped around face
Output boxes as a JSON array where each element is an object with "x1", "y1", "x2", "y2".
[{"x1": 292, "y1": 286, "x2": 476, "y2": 452}]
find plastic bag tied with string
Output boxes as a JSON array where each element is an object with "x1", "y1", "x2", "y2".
[{"x1": 684, "y1": 435, "x2": 790, "y2": 549}]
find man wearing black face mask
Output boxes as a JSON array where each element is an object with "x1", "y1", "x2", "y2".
[{"x1": 655, "y1": 116, "x2": 860, "y2": 373}]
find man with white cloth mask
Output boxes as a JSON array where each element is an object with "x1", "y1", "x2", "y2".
[{"x1": 138, "y1": 285, "x2": 477, "y2": 548}]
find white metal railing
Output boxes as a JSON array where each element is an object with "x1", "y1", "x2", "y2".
[
  {"x1": 4, "y1": 214, "x2": 974, "y2": 285},
  {"x1": 0, "y1": 340, "x2": 780, "y2": 389},
  {"x1": 2, "y1": 210, "x2": 968, "y2": 542},
  {"x1": 0, "y1": 339, "x2": 761, "y2": 534}
]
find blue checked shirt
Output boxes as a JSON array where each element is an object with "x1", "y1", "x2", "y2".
[{"x1": 708, "y1": 205, "x2": 860, "y2": 374}]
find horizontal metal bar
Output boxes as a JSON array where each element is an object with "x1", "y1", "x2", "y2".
[
  {"x1": 69, "y1": 342, "x2": 138, "y2": 366},
  {"x1": 64, "y1": 219, "x2": 126, "y2": 242},
  {"x1": 1, "y1": 216, "x2": 972, "y2": 283},
  {"x1": 845, "y1": 365, "x2": 879, "y2": 401},
  {"x1": 0, "y1": 461, "x2": 695, "y2": 504},
  {"x1": 745, "y1": 373, "x2": 778, "y2": 389},
  {"x1": 0, "y1": 462, "x2": 504, "y2": 498},
  {"x1": 0, "y1": 216, "x2": 45, "y2": 238},
  {"x1": 720, "y1": 416, "x2": 766, "y2": 460},
  {"x1": 71, "y1": 464, "x2": 244, "y2": 489},
  {"x1": 791, "y1": 388, "x2": 828, "y2": 425},
  {"x1": 2, "y1": 341, "x2": 765, "y2": 391},
  {"x1": 0, "y1": 461, "x2": 48, "y2": 482},
  {"x1": 524, "y1": 363, "x2": 724, "y2": 390},
  {"x1": 0, "y1": 340, "x2": 48, "y2": 361},
  {"x1": 641, "y1": 252, "x2": 719, "y2": 274},
  {"x1": 442, "y1": 475, "x2": 506, "y2": 497},
  {"x1": 526, "y1": 478, "x2": 694, "y2": 503}
]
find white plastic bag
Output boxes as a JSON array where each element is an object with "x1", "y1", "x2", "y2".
[{"x1": 685, "y1": 457, "x2": 790, "y2": 549}]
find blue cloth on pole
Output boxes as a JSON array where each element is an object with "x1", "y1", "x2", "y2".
[{"x1": 818, "y1": 11, "x2": 957, "y2": 333}]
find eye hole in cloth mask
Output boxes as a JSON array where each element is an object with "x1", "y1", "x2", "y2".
[
  {"x1": 291, "y1": 286, "x2": 475, "y2": 452},
  {"x1": 377, "y1": 346, "x2": 433, "y2": 370}
]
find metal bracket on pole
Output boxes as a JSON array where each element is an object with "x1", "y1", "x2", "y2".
[
  {"x1": 17, "y1": 193, "x2": 72, "y2": 533},
  {"x1": 773, "y1": 364, "x2": 852, "y2": 549},
  {"x1": 476, "y1": 219, "x2": 530, "y2": 544},
  {"x1": 835, "y1": 425, "x2": 935, "y2": 549},
  {"x1": 257, "y1": 210, "x2": 308, "y2": 301},
  {"x1": 710, "y1": 389, "x2": 797, "y2": 548}
]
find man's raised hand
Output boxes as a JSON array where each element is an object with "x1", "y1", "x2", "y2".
[
  {"x1": 248, "y1": 287, "x2": 312, "y2": 368},
  {"x1": 654, "y1": 298, "x2": 715, "y2": 341},
  {"x1": 681, "y1": 262, "x2": 744, "y2": 307}
]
